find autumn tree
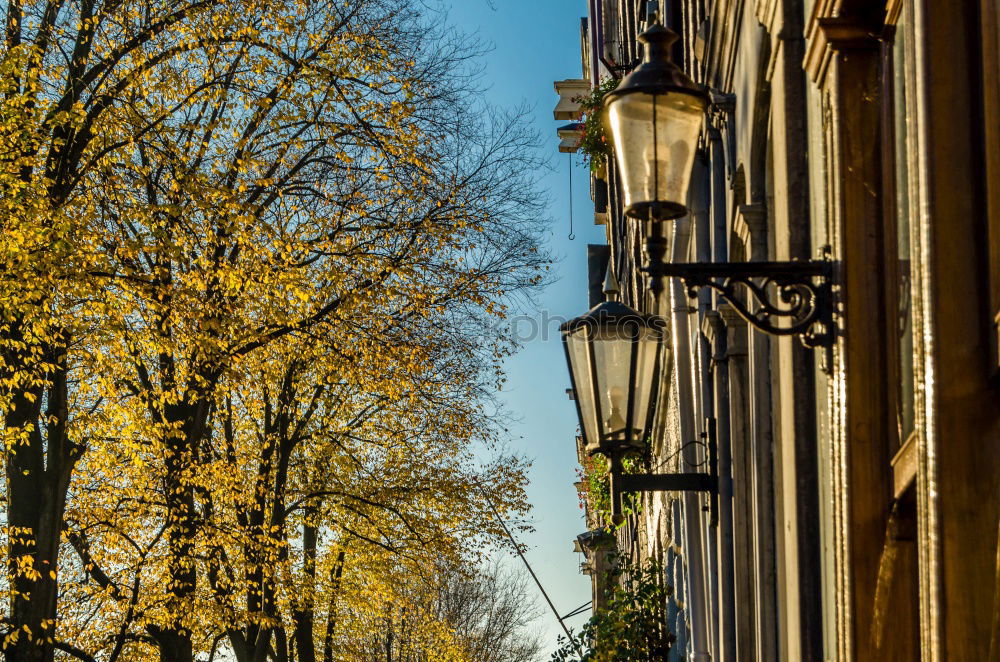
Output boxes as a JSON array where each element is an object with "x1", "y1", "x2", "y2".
[
  {"x1": 59, "y1": 323, "x2": 536, "y2": 661},
  {"x1": 410, "y1": 560, "x2": 545, "y2": 662},
  {"x1": 3, "y1": 1, "x2": 549, "y2": 661},
  {"x1": 1, "y1": 2, "x2": 275, "y2": 659},
  {"x1": 219, "y1": 337, "x2": 534, "y2": 662},
  {"x1": 337, "y1": 560, "x2": 544, "y2": 662}
]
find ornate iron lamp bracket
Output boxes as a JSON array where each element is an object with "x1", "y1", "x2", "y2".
[{"x1": 644, "y1": 254, "x2": 835, "y2": 351}]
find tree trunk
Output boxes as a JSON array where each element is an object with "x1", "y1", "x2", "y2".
[
  {"x1": 293, "y1": 520, "x2": 318, "y2": 662},
  {"x1": 157, "y1": 632, "x2": 194, "y2": 662},
  {"x1": 156, "y1": 395, "x2": 212, "y2": 662},
  {"x1": 4, "y1": 334, "x2": 79, "y2": 662},
  {"x1": 321, "y1": 551, "x2": 346, "y2": 662},
  {"x1": 275, "y1": 628, "x2": 289, "y2": 662}
]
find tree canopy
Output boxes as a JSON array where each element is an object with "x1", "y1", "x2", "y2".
[{"x1": 1, "y1": 1, "x2": 550, "y2": 660}]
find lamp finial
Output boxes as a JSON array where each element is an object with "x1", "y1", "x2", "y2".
[{"x1": 603, "y1": 265, "x2": 621, "y2": 301}]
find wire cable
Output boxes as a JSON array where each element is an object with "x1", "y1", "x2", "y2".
[
  {"x1": 568, "y1": 153, "x2": 576, "y2": 240},
  {"x1": 481, "y1": 487, "x2": 583, "y2": 655},
  {"x1": 561, "y1": 600, "x2": 593, "y2": 620},
  {"x1": 648, "y1": 438, "x2": 709, "y2": 472}
]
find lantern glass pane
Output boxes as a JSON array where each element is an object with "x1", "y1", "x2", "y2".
[
  {"x1": 630, "y1": 326, "x2": 662, "y2": 442},
  {"x1": 565, "y1": 328, "x2": 599, "y2": 449},
  {"x1": 591, "y1": 325, "x2": 635, "y2": 442},
  {"x1": 607, "y1": 90, "x2": 704, "y2": 215}
]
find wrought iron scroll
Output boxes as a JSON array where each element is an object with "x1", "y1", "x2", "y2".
[{"x1": 644, "y1": 259, "x2": 835, "y2": 349}]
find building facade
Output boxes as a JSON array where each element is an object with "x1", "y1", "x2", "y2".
[{"x1": 557, "y1": 1, "x2": 1000, "y2": 660}]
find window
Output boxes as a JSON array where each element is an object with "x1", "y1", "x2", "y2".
[
  {"x1": 871, "y1": 6, "x2": 920, "y2": 659},
  {"x1": 882, "y1": 8, "x2": 916, "y2": 458},
  {"x1": 980, "y1": 0, "x2": 1000, "y2": 370}
]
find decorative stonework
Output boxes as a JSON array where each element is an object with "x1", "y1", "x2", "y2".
[
  {"x1": 718, "y1": 304, "x2": 749, "y2": 358},
  {"x1": 755, "y1": 0, "x2": 778, "y2": 33},
  {"x1": 553, "y1": 79, "x2": 590, "y2": 120},
  {"x1": 701, "y1": 310, "x2": 723, "y2": 357},
  {"x1": 557, "y1": 122, "x2": 584, "y2": 154},
  {"x1": 732, "y1": 203, "x2": 767, "y2": 262}
]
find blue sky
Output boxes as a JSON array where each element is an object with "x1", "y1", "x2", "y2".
[{"x1": 441, "y1": 0, "x2": 605, "y2": 654}]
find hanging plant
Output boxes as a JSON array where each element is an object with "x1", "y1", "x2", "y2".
[
  {"x1": 550, "y1": 559, "x2": 675, "y2": 661},
  {"x1": 576, "y1": 454, "x2": 611, "y2": 516},
  {"x1": 574, "y1": 77, "x2": 620, "y2": 174},
  {"x1": 576, "y1": 454, "x2": 644, "y2": 526}
]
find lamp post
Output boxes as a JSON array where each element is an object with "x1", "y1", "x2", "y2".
[
  {"x1": 561, "y1": 273, "x2": 717, "y2": 525},
  {"x1": 603, "y1": 20, "x2": 835, "y2": 352}
]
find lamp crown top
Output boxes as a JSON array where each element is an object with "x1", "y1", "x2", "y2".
[
  {"x1": 602, "y1": 21, "x2": 708, "y2": 106},
  {"x1": 559, "y1": 299, "x2": 668, "y2": 333},
  {"x1": 639, "y1": 22, "x2": 679, "y2": 54}
]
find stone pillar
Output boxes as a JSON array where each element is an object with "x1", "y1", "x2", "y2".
[
  {"x1": 733, "y1": 203, "x2": 780, "y2": 662},
  {"x1": 579, "y1": 529, "x2": 617, "y2": 613},
  {"x1": 719, "y1": 304, "x2": 755, "y2": 661},
  {"x1": 703, "y1": 309, "x2": 737, "y2": 662}
]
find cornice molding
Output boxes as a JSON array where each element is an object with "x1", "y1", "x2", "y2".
[
  {"x1": 804, "y1": 9, "x2": 882, "y2": 86},
  {"x1": 818, "y1": 16, "x2": 882, "y2": 48}
]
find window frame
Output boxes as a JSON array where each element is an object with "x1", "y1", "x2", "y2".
[{"x1": 879, "y1": 7, "x2": 919, "y2": 488}]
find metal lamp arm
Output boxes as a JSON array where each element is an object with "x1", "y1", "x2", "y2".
[
  {"x1": 644, "y1": 259, "x2": 835, "y2": 350},
  {"x1": 604, "y1": 420, "x2": 719, "y2": 525},
  {"x1": 643, "y1": 223, "x2": 835, "y2": 351}
]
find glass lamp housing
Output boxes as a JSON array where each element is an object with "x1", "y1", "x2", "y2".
[
  {"x1": 603, "y1": 23, "x2": 709, "y2": 221},
  {"x1": 561, "y1": 300, "x2": 668, "y2": 457}
]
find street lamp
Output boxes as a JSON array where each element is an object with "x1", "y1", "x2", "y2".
[
  {"x1": 604, "y1": 22, "x2": 709, "y2": 222},
  {"x1": 603, "y1": 20, "x2": 836, "y2": 352},
  {"x1": 560, "y1": 274, "x2": 667, "y2": 459},
  {"x1": 562, "y1": 272, "x2": 716, "y2": 524}
]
